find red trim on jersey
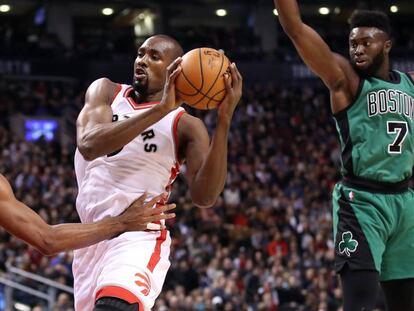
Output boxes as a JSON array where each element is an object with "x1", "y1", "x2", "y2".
[
  {"x1": 123, "y1": 85, "x2": 131, "y2": 97},
  {"x1": 172, "y1": 110, "x2": 186, "y2": 164},
  {"x1": 124, "y1": 87, "x2": 160, "y2": 110},
  {"x1": 147, "y1": 229, "x2": 167, "y2": 272},
  {"x1": 95, "y1": 286, "x2": 144, "y2": 310},
  {"x1": 144, "y1": 110, "x2": 184, "y2": 233},
  {"x1": 165, "y1": 163, "x2": 180, "y2": 194},
  {"x1": 111, "y1": 84, "x2": 123, "y2": 105}
]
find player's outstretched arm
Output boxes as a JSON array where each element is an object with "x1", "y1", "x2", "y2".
[
  {"x1": 274, "y1": 0, "x2": 354, "y2": 94},
  {"x1": 179, "y1": 63, "x2": 242, "y2": 208},
  {"x1": 0, "y1": 175, "x2": 175, "y2": 256},
  {"x1": 77, "y1": 58, "x2": 182, "y2": 161}
]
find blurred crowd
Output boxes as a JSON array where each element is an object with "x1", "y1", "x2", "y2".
[
  {"x1": 0, "y1": 21, "x2": 262, "y2": 61},
  {"x1": 1, "y1": 16, "x2": 414, "y2": 63},
  {"x1": 0, "y1": 77, "x2": 392, "y2": 310},
  {"x1": 170, "y1": 26, "x2": 263, "y2": 61}
]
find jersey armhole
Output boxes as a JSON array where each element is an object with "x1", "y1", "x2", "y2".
[
  {"x1": 333, "y1": 78, "x2": 365, "y2": 120},
  {"x1": 110, "y1": 84, "x2": 123, "y2": 106},
  {"x1": 172, "y1": 109, "x2": 187, "y2": 164},
  {"x1": 404, "y1": 72, "x2": 414, "y2": 87}
]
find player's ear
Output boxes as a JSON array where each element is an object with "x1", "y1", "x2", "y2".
[{"x1": 384, "y1": 39, "x2": 392, "y2": 54}]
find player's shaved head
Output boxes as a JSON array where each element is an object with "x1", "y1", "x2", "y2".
[{"x1": 151, "y1": 34, "x2": 184, "y2": 60}]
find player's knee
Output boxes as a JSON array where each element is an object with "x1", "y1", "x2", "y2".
[
  {"x1": 94, "y1": 297, "x2": 141, "y2": 311},
  {"x1": 382, "y1": 278, "x2": 414, "y2": 311},
  {"x1": 340, "y1": 265, "x2": 380, "y2": 311}
]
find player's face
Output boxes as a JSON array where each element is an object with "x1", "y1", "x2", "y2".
[
  {"x1": 349, "y1": 27, "x2": 391, "y2": 77},
  {"x1": 133, "y1": 37, "x2": 176, "y2": 96}
]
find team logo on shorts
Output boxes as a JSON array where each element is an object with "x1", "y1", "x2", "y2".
[
  {"x1": 338, "y1": 231, "x2": 358, "y2": 257},
  {"x1": 135, "y1": 272, "x2": 151, "y2": 296}
]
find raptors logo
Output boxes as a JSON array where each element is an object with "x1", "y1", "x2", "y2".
[{"x1": 135, "y1": 272, "x2": 151, "y2": 296}]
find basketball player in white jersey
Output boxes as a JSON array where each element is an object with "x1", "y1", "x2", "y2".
[
  {"x1": 73, "y1": 34, "x2": 243, "y2": 310},
  {"x1": 0, "y1": 174, "x2": 176, "y2": 256}
]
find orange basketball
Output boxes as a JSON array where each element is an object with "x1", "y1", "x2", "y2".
[{"x1": 175, "y1": 47, "x2": 231, "y2": 110}]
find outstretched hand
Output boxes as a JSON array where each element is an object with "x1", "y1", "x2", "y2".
[
  {"x1": 159, "y1": 57, "x2": 183, "y2": 113},
  {"x1": 217, "y1": 62, "x2": 243, "y2": 123},
  {"x1": 119, "y1": 192, "x2": 176, "y2": 231}
]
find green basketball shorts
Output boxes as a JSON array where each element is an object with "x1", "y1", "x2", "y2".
[{"x1": 332, "y1": 182, "x2": 414, "y2": 281}]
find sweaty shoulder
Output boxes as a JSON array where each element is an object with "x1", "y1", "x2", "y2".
[
  {"x1": 409, "y1": 72, "x2": 414, "y2": 82},
  {"x1": 330, "y1": 53, "x2": 361, "y2": 113},
  {"x1": 0, "y1": 174, "x2": 13, "y2": 199},
  {"x1": 85, "y1": 78, "x2": 120, "y2": 107},
  {"x1": 177, "y1": 113, "x2": 209, "y2": 161},
  {"x1": 178, "y1": 113, "x2": 207, "y2": 134}
]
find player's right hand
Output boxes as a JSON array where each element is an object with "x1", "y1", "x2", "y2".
[
  {"x1": 159, "y1": 57, "x2": 183, "y2": 112},
  {"x1": 119, "y1": 192, "x2": 176, "y2": 231},
  {"x1": 217, "y1": 62, "x2": 243, "y2": 123}
]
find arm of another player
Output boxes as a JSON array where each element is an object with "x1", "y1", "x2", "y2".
[
  {"x1": 274, "y1": 0, "x2": 359, "y2": 112},
  {"x1": 77, "y1": 59, "x2": 183, "y2": 161},
  {"x1": 179, "y1": 63, "x2": 243, "y2": 207},
  {"x1": 0, "y1": 175, "x2": 176, "y2": 256}
]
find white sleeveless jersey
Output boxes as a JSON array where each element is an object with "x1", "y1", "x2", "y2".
[
  {"x1": 74, "y1": 84, "x2": 185, "y2": 223},
  {"x1": 73, "y1": 84, "x2": 185, "y2": 311}
]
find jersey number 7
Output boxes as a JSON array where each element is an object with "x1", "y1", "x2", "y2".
[{"x1": 387, "y1": 121, "x2": 408, "y2": 154}]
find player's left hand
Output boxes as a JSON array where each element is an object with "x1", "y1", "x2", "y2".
[
  {"x1": 119, "y1": 192, "x2": 176, "y2": 231},
  {"x1": 217, "y1": 62, "x2": 243, "y2": 123}
]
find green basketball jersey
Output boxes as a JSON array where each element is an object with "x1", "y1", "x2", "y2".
[{"x1": 334, "y1": 70, "x2": 414, "y2": 183}]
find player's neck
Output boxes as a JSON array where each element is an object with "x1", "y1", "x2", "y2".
[
  {"x1": 134, "y1": 90, "x2": 163, "y2": 104},
  {"x1": 374, "y1": 59, "x2": 391, "y2": 81}
]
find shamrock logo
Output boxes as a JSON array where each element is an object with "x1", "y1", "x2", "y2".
[{"x1": 338, "y1": 231, "x2": 358, "y2": 257}]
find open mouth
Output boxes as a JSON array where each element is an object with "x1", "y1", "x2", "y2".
[
  {"x1": 134, "y1": 68, "x2": 147, "y2": 80},
  {"x1": 355, "y1": 59, "x2": 367, "y2": 67}
]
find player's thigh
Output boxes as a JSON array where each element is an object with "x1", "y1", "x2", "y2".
[
  {"x1": 332, "y1": 184, "x2": 389, "y2": 273},
  {"x1": 381, "y1": 190, "x2": 414, "y2": 281},
  {"x1": 96, "y1": 231, "x2": 171, "y2": 310},
  {"x1": 381, "y1": 278, "x2": 414, "y2": 311}
]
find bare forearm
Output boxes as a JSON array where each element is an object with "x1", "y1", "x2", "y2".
[
  {"x1": 274, "y1": 0, "x2": 303, "y2": 35},
  {"x1": 42, "y1": 218, "x2": 125, "y2": 255},
  {"x1": 78, "y1": 105, "x2": 169, "y2": 160},
  {"x1": 1, "y1": 197, "x2": 127, "y2": 256},
  {"x1": 191, "y1": 119, "x2": 230, "y2": 207}
]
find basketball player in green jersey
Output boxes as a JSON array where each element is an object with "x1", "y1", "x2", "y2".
[{"x1": 274, "y1": 1, "x2": 414, "y2": 310}]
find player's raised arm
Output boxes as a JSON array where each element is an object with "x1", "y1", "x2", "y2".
[
  {"x1": 76, "y1": 78, "x2": 170, "y2": 161},
  {"x1": 0, "y1": 175, "x2": 175, "y2": 256},
  {"x1": 179, "y1": 63, "x2": 243, "y2": 208},
  {"x1": 77, "y1": 60, "x2": 182, "y2": 161},
  {"x1": 274, "y1": 0, "x2": 357, "y2": 98}
]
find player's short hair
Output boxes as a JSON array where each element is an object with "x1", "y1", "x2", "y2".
[
  {"x1": 348, "y1": 10, "x2": 391, "y2": 36},
  {"x1": 153, "y1": 34, "x2": 184, "y2": 59}
]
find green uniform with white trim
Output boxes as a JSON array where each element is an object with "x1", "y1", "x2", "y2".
[{"x1": 332, "y1": 70, "x2": 414, "y2": 281}]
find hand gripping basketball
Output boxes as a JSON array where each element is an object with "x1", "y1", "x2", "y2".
[
  {"x1": 159, "y1": 57, "x2": 183, "y2": 113},
  {"x1": 175, "y1": 48, "x2": 232, "y2": 110},
  {"x1": 217, "y1": 62, "x2": 243, "y2": 121}
]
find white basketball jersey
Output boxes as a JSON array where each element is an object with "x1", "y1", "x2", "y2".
[
  {"x1": 74, "y1": 84, "x2": 185, "y2": 223},
  {"x1": 73, "y1": 84, "x2": 185, "y2": 311}
]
